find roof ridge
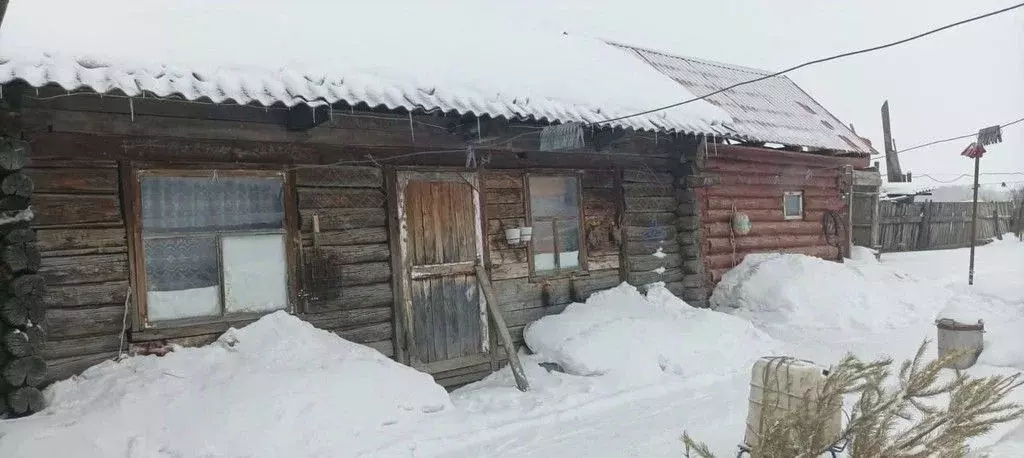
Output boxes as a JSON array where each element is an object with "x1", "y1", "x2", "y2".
[{"x1": 606, "y1": 41, "x2": 775, "y2": 77}]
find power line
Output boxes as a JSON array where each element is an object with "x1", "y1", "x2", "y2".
[
  {"x1": 597, "y1": 2, "x2": 1024, "y2": 125},
  {"x1": 873, "y1": 116, "x2": 1024, "y2": 159},
  {"x1": 914, "y1": 173, "x2": 1024, "y2": 184}
]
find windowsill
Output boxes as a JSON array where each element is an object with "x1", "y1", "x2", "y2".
[
  {"x1": 783, "y1": 216, "x2": 804, "y2": 221},
  {"x1": 131, "y1": 310, "x2": 286, "y2": 341},
  {"x1": 529, "y1": 270, "x2": 589, "y2": 283}
]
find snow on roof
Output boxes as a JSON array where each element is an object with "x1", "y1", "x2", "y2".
[
  {"x1": 615, "y1": 44, "x2": 875, "y2": 154},
  {"x1": 0, "y1": 1, "x2": 733, "y2": 134},
  {"x1": 881, "y1": 181, "x2": 935, "y2": 196}
]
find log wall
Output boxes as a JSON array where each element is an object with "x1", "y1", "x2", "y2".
[
  {"x1": 0, "y1": 136, "x2": 47, "y2": 416},
  {"x1": 9, "y1": 89, "x2": 686, "y2": 389},
  {"x1": 696, "y1": 144, "x2": 852, "y2": 286},
  {"x1": 482, "y1": 168, "x2": 623, "y2": 381},
  {"x1": 621, "y1": 168, "x2": 691, "y2": 296},
  {"x1": 32, "y1": 160, "x2": 129, "y2": 383}
]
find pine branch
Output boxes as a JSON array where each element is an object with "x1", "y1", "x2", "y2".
[{"x1": 683, "y1": 339, "x2": 1024, "y2": 458}]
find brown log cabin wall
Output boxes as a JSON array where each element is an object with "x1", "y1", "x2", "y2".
[
  {"x1": 697, "y1": 144, "x2": 857, "y2": 286},
  {"x1": 10, "y1": 86, "x2": 692, "y2": 387}
]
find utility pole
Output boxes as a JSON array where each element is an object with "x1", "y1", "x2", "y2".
[
  {"x1": 964, "y1": 125, "x2": 1003, "y2": 286},
  {"x1": 0, "y1": 1, "x2": 9, "y2": 31},
  {"x1": 968, "y1": 153, "x2": 981, "y2": 285},
  {"x1": 881, "y1": 101, "x2": 906, "y2": 182}
]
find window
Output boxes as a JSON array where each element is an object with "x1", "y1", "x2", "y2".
[
  {"x1": 135, "y1": 170, "x2": 292, "y2": 325},
  {"x1": 527, "y1": 175, "x2": 584, "y2": 276},
  {"x1": 783, "y1": 191, "x2": 804, "y2": 220}
]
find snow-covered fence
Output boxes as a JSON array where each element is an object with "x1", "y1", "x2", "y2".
[
  {"x1": 878, "y1": 201, "x2": 1017, "y2": 252},
  {"x1": 0, "y1": 137, "x2": 46, "y2": 417}
]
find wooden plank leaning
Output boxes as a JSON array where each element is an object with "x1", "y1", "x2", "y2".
[{"x1": 474, "y1": 264, "x2": 530, "y2": 392}]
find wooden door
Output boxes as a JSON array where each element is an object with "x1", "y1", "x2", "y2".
[{"x1": 396, "y1": 171, "x2": 487, "y2": 368}]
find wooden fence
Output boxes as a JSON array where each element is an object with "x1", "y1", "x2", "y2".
[{"x1": 878, "y1": 201, "x2": 1019, "y2": 252}]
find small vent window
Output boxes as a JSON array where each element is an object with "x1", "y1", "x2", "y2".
[{"x1": 783, "y1": 191, "x2": 804, "y2": 221}]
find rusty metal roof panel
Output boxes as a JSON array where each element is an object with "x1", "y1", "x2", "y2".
[{"x1": 614, "y1": 43, "x2": 874, "y2": 154}]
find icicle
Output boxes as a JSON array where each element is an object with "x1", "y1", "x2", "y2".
[
  {"x1": 129, "y1": 98, "x2": 135, "y2": 122},
  {"x1": 465, "y1": 145, "x2": 477, "y2": 169},
  {"x1": 476, "y1": 117, "x2": 482, "y2": 141}
]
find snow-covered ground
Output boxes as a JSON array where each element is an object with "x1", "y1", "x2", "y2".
[{"x1": 1, "y1": 237, "x2": 1022, "y2": 457}]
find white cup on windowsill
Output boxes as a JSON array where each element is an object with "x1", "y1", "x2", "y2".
[
  {"x1": 519, "y1": 226, "x2": 533, "y2": 243},
  {"x1": 504, "y1": 227, "x2": 522, "y2": 246}
]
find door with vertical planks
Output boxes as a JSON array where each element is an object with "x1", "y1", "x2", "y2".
[{"x1": 396, "y1": 171, "x2": 487, "y2": 369}]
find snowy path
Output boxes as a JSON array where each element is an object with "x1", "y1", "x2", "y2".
[{"x1": 407, "y1": 239, "x2": 1024, "y2": 457}]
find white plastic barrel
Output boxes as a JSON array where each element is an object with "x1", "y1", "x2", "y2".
[{"x1": 744, "y1": 357, "x2": 842, "y2": 449}]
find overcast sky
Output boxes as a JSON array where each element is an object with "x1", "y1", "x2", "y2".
[{"x1": 509, "y1": 0, "x2": 1024, "y2": 189}]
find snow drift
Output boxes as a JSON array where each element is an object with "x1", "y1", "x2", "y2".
[
  {"x1": 0, "y1": 312, "x2": 450, "y2": 458},
  {"x1": 524, "y1": 282, "x2": 778, "y2": 385},
  {"x1": 710, "y1": 253, "x2": 954, "y2": 332}
]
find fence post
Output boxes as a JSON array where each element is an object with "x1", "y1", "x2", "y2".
[
  {"x1": 916, "y1": 202, "x2": 933, "y2": 250},
  {"x1": 1011, "y1": 202, "x2": 1019, "y2": 241},
  {"x1": 992, "y1": 209, "x2": 1002, "y2": 240}
]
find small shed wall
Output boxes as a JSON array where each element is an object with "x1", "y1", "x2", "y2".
[{"x1": 696, "y1": 144, "x2": 860, "y2": 285}]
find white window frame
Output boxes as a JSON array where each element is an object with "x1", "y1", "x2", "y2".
[{"x1": 783, "y1": 191, "x2": 804, "y2": 220}]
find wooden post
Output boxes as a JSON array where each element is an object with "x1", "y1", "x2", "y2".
[
  {"x1": 968, "y1": 156, "x2": 981, "y2": 285},
  {"x1": 992, "y1": 209, "x2": 1003, "y2": 240},
  {"x1": 916, "y1": 202, "x2": 933, "y2": 250},
  {"x1": 0, "y1": 1, "x2": 9, "y2": 33},
  {"x1": 475, "y1": 264, "x2": 530, "y2": 391},
  {"x1": 1016, "y1": 201, "x2": 1024, "y2": 241},
  {"x1": 881, "y1": 101, "x2": 904, "y2": 182},
  {"x1": 871, "y1": 190, "x2": 881, "y2": 253}
]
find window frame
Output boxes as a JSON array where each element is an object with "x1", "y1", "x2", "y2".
[
  {"x1": 523, "y1": 172, "x2": 588, "y2": 280},
  {"x1": 127, "y1": 167, "x2": 299, "y2": 330},
  {"x1": 783, "y1": 190, "x2": 805, "y2": 221}
]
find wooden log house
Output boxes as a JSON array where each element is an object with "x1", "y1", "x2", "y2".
[{"x1": 0, "y1": 42, "x2": 872, "y2": 390}]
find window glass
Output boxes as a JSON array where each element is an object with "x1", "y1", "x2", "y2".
[
  {"x1": 222, "y1": 234, "x2": 289, "y2": 314},
  {"x1": 141, "y1": 176, "x2": 284, "y2": 234},
  {"x1": 139, "y1": 173, "x2": 288, "y2": 323},
  {"x1": 528, "y1": 176, "x2": 582, "y2": 274},
  {"x1": 144, "y1": 236, "x2": 221, "y2": 321},
  {"x1": 784, "y1": 192, "x2": 804, "y2": 219}
]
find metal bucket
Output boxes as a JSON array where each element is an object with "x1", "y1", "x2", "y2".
[{"x1": 936, "y1": 318, "x2": 984, "y2": 370}]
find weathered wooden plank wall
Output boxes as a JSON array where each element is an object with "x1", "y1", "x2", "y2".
[
  {"x1": 31, "y1": 160, "x2": 129, "y2": 382},
  {"x1": 483, "y1": 168, "x2": 623, "y2": 363},
  {"x1": 878, "y1": 201, "x2": 1017, "y2": 252},
  {"x1": 851, "y1": 185, "x2": 879, "y2": 249},
  {"x1": 11, "y1": 87, "x2": 695, "y2": 388},
  {"x1": 621, "y1": 168, "x2": 690, "y2": 294},
  {"x1": 296, "y1": 166, "x2": 395, "y2": 356}
]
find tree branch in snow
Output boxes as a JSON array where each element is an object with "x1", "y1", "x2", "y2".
[{"x1": 681, "y1": 340, "x2": 1024, "y2": 458}]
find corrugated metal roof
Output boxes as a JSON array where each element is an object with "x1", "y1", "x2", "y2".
[
  {"x1": 0, "y1": 54, "x2": 735, "y2": 135},
  {"x1": 614, "y1": 43, "x2": 874, "y2": 154}
]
